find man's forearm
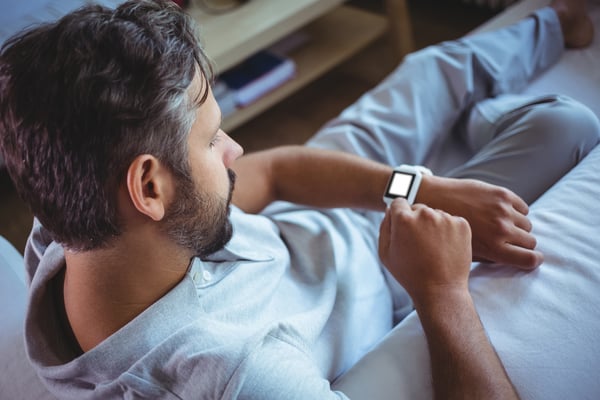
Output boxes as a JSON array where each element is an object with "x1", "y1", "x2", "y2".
[
  {"x1": 415, "y1": 288, "x2": 520, "y2": 400},
  {"x1": 233, "y1": 145, "x2": 392, "y2": 213}
]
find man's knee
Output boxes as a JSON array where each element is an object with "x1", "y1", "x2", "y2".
[
  {"x1": 524, "y1": 96, "x2": 600, "y2": 160},
  {"x1": 401, "y1": 43, "x2": 466, "y2": 73}
]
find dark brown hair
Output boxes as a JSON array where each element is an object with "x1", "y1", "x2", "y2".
[{"x1": 0, "y1": 0, "x2": 213, "y2": 250}]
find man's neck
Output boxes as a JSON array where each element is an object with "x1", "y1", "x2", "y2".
[{"x1": 62, "y1": 232, "x2": 192, "y2": 352}]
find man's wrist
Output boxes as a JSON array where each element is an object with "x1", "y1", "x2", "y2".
[
  {"x1": 412, "y1": 284, "x2": 473, "y2": 321},
  {"x1": 383, "y1": 165, "x2": 433, "y2": 206},
  {"x1": 413, "y1": 174, "x2": 467, "y2": 209},
  {"x1": 414, "y1": 173, "x2": 437, "y2": 205}
]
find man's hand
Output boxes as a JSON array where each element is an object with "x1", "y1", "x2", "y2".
[
  {"x1": 418, "y1": 176, "x2": 543, "y2": 270},
  {"x1": 378, "y1": 198, "x2": 472, "y2": 302},
  {"x1": 378, "y1": 198, "x2": 520, "y2": 400}
]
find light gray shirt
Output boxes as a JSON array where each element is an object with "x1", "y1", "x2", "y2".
[{"x1": 24, "y1": 204, "x2": 410, "y2": 399}]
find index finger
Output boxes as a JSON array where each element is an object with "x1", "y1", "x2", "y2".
[{"x1": 389, "y1": 197, "x2": 412, "y2": 212}]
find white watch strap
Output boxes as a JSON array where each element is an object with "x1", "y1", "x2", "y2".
[{"x1": 383, "y1": 164, "x2": 432, "y2": 206}]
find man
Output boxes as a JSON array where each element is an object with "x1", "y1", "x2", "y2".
[{"x1": 0, "y1": 0, "x2": 598, "y2": 398}]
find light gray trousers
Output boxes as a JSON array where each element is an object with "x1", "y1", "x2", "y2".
[{"x1": 308, "y1": 7, "x2": 600, "y2": 204}]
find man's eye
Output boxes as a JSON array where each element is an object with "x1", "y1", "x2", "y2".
[{"x1": 209, "y1": 135, "x2": 221, "y2": 148}]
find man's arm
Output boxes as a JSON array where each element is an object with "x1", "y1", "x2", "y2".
[
  {"x1": 232, "y1": 145, "x2": 391, "y2": 214},
  {"x1": 379, "y1": 199, "x2": 520, "y2": 400},
  {"x1": 418, "y1": 289, "x2": 519, "y2": 400},
  {"x1": 232, "y1": 146, "x2": 542, "y2": 269}
]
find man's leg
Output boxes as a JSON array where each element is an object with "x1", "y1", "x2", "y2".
[
  {"x1": 308, "y1": 7, "x2": 564, "y2": 168},
  {"x1": 448, "y1": 94, "x2": 600, "y2": 204}
]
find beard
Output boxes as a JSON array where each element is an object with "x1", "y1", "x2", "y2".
[{"x1": 161, "y1": 169, "x2": 236, "y2": 258}]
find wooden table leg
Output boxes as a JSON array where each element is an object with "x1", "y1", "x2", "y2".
[{"x1": 384, "y1": 0, "x2": 415, "y2": 60}]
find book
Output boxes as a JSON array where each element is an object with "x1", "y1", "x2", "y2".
[{"x1": 220, "y1": 50, "x2": 296, "y2": 107}]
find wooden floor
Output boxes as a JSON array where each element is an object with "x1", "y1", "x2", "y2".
[{"x1": 0, "y1": 0, "x2": 497, "y2": 253}]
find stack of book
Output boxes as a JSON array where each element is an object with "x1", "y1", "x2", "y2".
[{"x1": 217, "y1": 50, "x2": 296, "y2": 108}]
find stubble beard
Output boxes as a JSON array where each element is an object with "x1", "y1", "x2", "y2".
[{"x1": 161, "y1": 169, "x2": 236, "y2": 259}]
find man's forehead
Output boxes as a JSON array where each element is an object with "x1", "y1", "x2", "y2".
[
  {"x1": 189, "y1": 69, "x2": 210, "y2": 107},
  {"x1": 186, "y1": 69, "x2": 220, "y2": 138}
]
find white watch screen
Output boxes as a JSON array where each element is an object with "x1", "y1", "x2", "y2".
[{"x1": 386, "y1": 171, "x2": 416, "y2": 199}]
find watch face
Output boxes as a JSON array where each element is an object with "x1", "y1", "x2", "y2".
[{"x1": 385, "y1": 171, "x2": 416, "y2": 199}]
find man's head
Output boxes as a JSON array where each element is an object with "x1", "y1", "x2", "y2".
[{"x1": 0, "y1": 0, "x2": 241, "y2": 255}]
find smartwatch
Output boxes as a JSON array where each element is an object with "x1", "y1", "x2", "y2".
[{"x1": 383, "y1": 164, "x2": 432, "y2": 206}]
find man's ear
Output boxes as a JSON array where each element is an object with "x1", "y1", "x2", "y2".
[{"x1": 125, "y1": 155, "x2": 173, "y2": 221}]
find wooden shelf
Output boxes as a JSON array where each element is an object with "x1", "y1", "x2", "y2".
[
  {"x1": 186, "y1": 0, "x2": 345, "y2": 73},
  {"x1": 185, "y1": 0, "x2": 404, "y2": 132},
  {"x1": 221, "y1": 5, "x2": 388, "y2": 131}
]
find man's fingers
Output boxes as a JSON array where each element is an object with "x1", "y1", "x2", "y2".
[
  {"x1": 510, "y1": 192, "x2": 529, "y2": 215},
  {"x1": 484, "y1": 223, "x2": 540, "y2": 268},
  {"x1": 512, "y1": 211, "x2": 533, "y2": 233},
  {"x1": 506, "y1": 189, "x2": 532, "y2": 231},
  {"x1": 496, "y1": 244, "x2": 544, "y2": 270},
  {"x1": 507, "y1": 226, "x2": 537, "y2": 250},
  {"x1": 389, "y1": 197, "x2": 412, "y2": 212}
]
